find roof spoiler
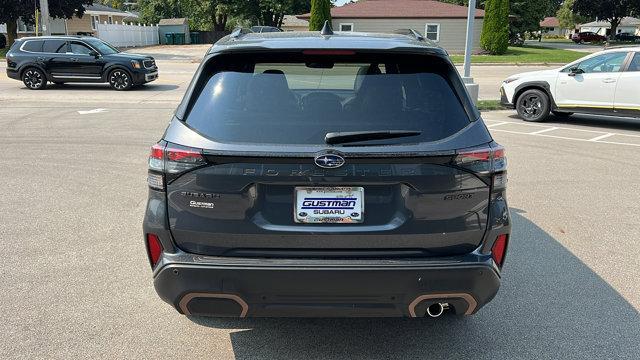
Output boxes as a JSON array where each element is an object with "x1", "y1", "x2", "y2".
[{"x1": 393, "y1": 29, "x2": 425, "y2": 41}]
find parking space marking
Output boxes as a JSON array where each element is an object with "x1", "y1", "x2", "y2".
[
  {"x1": 588, "y1": 133, "x2": 615, "y2": 141},
  {"x1": 529, "y1": 127, "x2": 559, "y2": 135},
  {"x1": 78, "y1": 108, "x2": 108, "y2": 115},
  {"x1": 486, "y1": 121, "x2": 509, "y2": 128},
  {"x1": 483, "y1": 119, "x2": 640, "y2": 147}
]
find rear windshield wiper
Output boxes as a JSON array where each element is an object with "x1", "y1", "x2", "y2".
[{"x1": 325, "y1": 130, "x2": 422, "y2": 145}]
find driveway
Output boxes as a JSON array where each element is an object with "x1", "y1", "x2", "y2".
[{"x1": 526, "y1": 40, "x2": 604, "y2": 53}]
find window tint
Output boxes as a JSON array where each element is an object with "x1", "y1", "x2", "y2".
[
  {"x1": 185, "y1": 54, "x2": 472, "y2": 145},
  {"x1": 43, "y1": 40, "x2": 67, "y2": 53},
  {"x1": 69, "y1": 42, "x2": 93, "y2": 55},
  {"x1": 22, "y1": 40, "x2": 44, "y2": 52},
  {"x1": 575, "y1": 52, "x2": 628, "y2": 73},
  {"x1": 627, "y1": 53, "x2": 640, "y2": 72}
]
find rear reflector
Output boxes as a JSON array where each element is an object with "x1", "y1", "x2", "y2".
[
  {"x1": 491, "y1": 234, "x2": 509, "y2": 267},
  {"x1": 146, "y1": 234, "x2": 163, "y2": 268}
]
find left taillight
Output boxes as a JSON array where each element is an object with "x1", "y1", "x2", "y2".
[
  {"x1": 146, "y1": 233, "x2": 163, "y2": 268},
  {"x1": 147, "y1": 142, "x2": 206, "y2": 191}
]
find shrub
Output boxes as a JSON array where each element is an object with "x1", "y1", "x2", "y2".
[
  {"x1": 480, "y1": 0, "x2": 510, "y2": 54},
  {"x1": 309, "y1": 0, "x2": 332, "y2": 31}
]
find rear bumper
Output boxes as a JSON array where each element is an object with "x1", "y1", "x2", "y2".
[
  {"x1": 6, "y1": 68, "x2": 19, "y2": 80},
  {"x1": 153, "y1": 251, "x2": 501, "y2": 318}
]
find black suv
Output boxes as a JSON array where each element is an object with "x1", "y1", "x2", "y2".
[
  {"x1": 5, "y1": 36, "x2": 158, "y2": 90},
  {"x1": 144, "y1": 29, "x2": 511, "y2": 318}
]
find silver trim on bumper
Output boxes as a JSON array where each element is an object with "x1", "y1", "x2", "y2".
[{"x1": 145, "y1": 71, "x2": 158, "y2": 82}]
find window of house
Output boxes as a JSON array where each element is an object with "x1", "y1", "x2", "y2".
[
  {"x1": 91, "y1": 15, "x2": 100, "y2": 30},
  {"x1": 339, "y1": 23, "x2": 354, "y2": 32},
  {"x1": 425, "y1": 24, "x2": 440, "y2": 41}
]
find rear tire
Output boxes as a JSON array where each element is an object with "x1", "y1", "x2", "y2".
[
  {"x1": 108, "y1": 69, "x2": 132, "y2": 91},
  {"x1": 516, "y1": 89, "x2": 550, "y2": 122},
  {"x1": 22, "y1": 68, "x2": 47, "y2": 90}
]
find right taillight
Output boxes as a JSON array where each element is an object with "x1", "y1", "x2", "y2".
[
  {"x1": 455, "y1": 144, "x2": 507, "y2": 189},
  {"x1": 491, "y1": 234, "x2": 509, "y2": 267},
  {"x1": 147, "y1": 142, "x2": 206, "y2": 191}
]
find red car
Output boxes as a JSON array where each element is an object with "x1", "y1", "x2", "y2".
[{"x1": 572, "y1": 32, "x2": 607, "y2": 43}]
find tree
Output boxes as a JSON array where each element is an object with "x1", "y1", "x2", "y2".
[
  {"x1": 309, "y1": 0, "x2": 331, "y2": 31},
  {"x1": 573, "y1": 0, "x2": 640, "y2": 39},
  {"x1": 480, "y1": 0, "x2": 509, "y2": 54},
  {"x1": 556, "y1": 0, "x2": 588, "y2": 31},
  {"x1": 98, "y1": 0, "x2": 124, "y2": 9},
  {"x1": 247, "y1": 0, "x2": 312, "y2": 28},
  {"x1": 0, "y1": 0, "x2": 93, "y2": 46},
  {"x1": 510, "y1": 0, "x2": 551, "y2": 36},
  {"x1": 439, "y1": 0, "x2": 486, "y2": 8}
]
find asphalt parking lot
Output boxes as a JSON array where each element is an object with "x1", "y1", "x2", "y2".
[{"x1": 1, "y1": 51, "x2": 639, "y2": 359}]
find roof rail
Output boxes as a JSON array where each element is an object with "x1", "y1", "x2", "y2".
[
  {"x1": 230, "y1": 27, "x2": 253, "y2": 39},
  {"x1": 393, "y1": 29, "x2": 425, "y2": 41}
]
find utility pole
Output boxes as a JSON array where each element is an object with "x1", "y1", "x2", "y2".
[
  {"x1": 40, "y1": 0, "x2": 52, "y2": 36},
  {"x1": 462, "y1": 0, "x2": 479, "y2": 105}
]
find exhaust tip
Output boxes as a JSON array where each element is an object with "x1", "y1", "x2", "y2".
[{"x1": 426, "y1": 302, "x2": 448, "y2": 318}]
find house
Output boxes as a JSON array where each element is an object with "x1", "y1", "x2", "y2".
[
  {"x1": 579, "y1": 17, "x2": 640, "y2": 36},
  {"x1": 298, "y1": 0, "x2": 485, "y2": 52},
  {"x1": 539, "y1": 17, "x2": 572, "y2": 38},
  {"x1": 281, "y1": 15, "x2": 309, "y2": 31},
  {"x1": 6, "y1": 3, "x2": 139, "y2": 37}
]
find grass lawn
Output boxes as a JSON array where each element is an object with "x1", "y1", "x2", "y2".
[
  {"x1": 0, "y1": 48, "x2": 8, "y2": 59},
  {"x1": 540, "y1": 38, "x2": 573, "y2": 43},
  {"x1": 450, "y1": 45, "x2": 584, "y2": 64},
  {"x1": 476, "y1": 100, "x2": 508, "y2": 111}
]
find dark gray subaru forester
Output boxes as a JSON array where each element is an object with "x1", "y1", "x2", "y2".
[{"x1": 143, "y1": 28, "x2": 511, "y2": 318}]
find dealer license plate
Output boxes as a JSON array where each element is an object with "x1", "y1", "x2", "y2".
[{"x1": 294, "y1": 187, "x2": 364, "y2": 224}]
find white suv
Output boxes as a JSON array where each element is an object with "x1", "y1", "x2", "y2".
[{"x1": 500, "y1": 47, "x2": 640, "y2": 122}]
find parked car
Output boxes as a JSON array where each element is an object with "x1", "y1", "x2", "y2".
[
  {"x1": 500, "y1": 47, "x2": 640, "y2": 122},
  {"x1": 144, "y1": 30, "x2": 511, "y2": 318},
  {"x1": 615, "y1": 32, "x2": 640, "y2": 42},
  {"x1": 572, "y1": 31, "x2": 607, "y2": 43},
  {"x1": 5, "y1": 35, "x2": 158, "y2": 90},
  {"x1": 250, "y1": 26, "x2": 283, "y2": 33}
]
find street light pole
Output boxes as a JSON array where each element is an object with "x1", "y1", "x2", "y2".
[
  {"x1": 40, "y1": 0, "x2": 52, "y2": 36},
  {"x1": 462, "y1": 0, "x2": 479, "y2": 104}
]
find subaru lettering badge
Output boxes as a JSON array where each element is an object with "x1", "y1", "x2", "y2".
[{"x1": 314, "y1": 153, "x2": 345, "y2": 169}]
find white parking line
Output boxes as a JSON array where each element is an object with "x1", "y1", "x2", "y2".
[
  {"x1": 486, "y1": 121, "x2": 509, "y2": 128},
  {"x1": 529, "y1": 127, "x2": 559, "y2": 135},
  {"x1": 483, "y1": 119, "x2": 640, "y2": 147},
  {"x1": 588, "y1": 133, "x2": 615, "y2": 141}
]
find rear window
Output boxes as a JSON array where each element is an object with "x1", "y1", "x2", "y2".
[
  {"x1": 185, "y1": 52, "x2": 474, "y2": 145},
  {"x1": 22, "y1": 40, "x2": 44, "y2": 52}
]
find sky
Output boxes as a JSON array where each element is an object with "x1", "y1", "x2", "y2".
[{"x1": 334, "y1": 0, "x2": 355, "y2": 6}]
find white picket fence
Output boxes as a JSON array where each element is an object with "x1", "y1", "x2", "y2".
[{"x1": 96, "y1": 22, "x2": 159, "y2": 47}]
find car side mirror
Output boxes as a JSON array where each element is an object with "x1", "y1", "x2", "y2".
[
  {"x1": 568, "y1": 67, "x2": 584, "y2": 77},
  {"x1": 89, "y1": 50, "x2": 100, "y2": 59}
]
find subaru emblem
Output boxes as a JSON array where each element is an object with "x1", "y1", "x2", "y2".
[{"x1": 314, "y1": 153, "x2": 345, "y2": 169}]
